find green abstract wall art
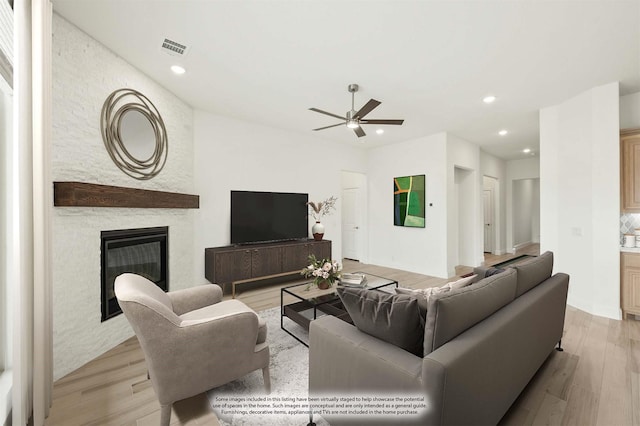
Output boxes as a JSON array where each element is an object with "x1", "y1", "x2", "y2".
[{"x1": 394, "y1": 174, "x2": 425, "y2": 228}]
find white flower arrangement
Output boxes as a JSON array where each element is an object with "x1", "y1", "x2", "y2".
[{"x1": 301, "y1": 254, "x2": 341, "y2": 288}]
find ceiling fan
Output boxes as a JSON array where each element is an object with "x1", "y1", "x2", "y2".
[{"x1": 309, "y1": 84, "x2": 404, "y2": 137}]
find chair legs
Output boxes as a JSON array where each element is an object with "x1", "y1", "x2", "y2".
[
  {"x1": 263, "y1": 366, "x2": 271, "y2": 393},
  {"x1": 160, "y1": 403, "x2": 172, "y2": 426}
]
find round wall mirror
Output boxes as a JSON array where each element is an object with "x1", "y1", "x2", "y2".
[
  {"x1": 100, "y1": 88, "x2": 168, "y2": 180},
  {"x1": 119, "y1": 109, "x2": 156, "y2": 161}
]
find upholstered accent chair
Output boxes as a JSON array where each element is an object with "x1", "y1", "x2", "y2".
[{"x1": 114, "y1": 273, "x2": 270, "y2": 426}]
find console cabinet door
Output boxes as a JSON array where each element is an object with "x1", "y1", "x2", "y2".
[
  {"x1": 282, "y1": 244, "x2": 309, "y2": 272},
  {"x1": 251, "y1": 246, "x2": 282, "y2": 277},
  {"x1": 622, "y1": 132, "x2": 640, "y2": 212},
  {"x1": 214, "y1": 249, "x2": 251, "y2": 283},
  {"x1": 622, "y1": 252, "x2": 640, "y2": 318},
  {"x1": 309, "y1": 240, "x2": 331, "y2": 260}
]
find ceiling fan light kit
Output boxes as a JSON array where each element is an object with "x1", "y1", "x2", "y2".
[{"x1": 310, "y1": 83, "x2": 404, "y2": 138}]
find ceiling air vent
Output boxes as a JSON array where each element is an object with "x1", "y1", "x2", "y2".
[{"x1": 160, "y1": 38, "x2": 189, "y2": 56}]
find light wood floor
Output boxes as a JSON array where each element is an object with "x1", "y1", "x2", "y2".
[{"x1": 46, "y1": 244, "x2": 640, "y2": 425}]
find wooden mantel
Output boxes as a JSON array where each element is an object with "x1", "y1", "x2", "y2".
[{"x1": 53, "y1": 181, "x2": 199, "y2": 209}]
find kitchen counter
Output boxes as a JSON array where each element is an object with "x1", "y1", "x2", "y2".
[{"x1": 621, "y1": 246, "x2": 640, "y2": 253}]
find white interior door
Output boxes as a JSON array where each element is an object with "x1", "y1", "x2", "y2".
[
  {"x1": 483, "y1": 189, "x2": 494, "y2": 253},
  {"x1": 342, "y1": 188, "x2": 361, "y2": 261}
]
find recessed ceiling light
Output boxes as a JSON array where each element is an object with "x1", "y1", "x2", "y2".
[
  {"x1": 498, "y1": 129, "x2": 508, "y2": 136},
  {"x1": 376, "y1": 129, "x2": 384, "y2": 135},
  {"x1": 523, "y1": 148, "x2": 531, "y2": 154},
  {"x1": 170, "y1": 65, "x2": 186, "y2": 75},
  {"x1": 482, "y1": 95, "x2": 496, "y2": 104}
]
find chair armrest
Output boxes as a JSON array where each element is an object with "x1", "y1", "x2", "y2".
[
  {"x1": 168, "y1": 284, "x2": 223, "y2": 315},
  {"x1": 309, "y1": 316, "x2": 423, "y2": 394}
]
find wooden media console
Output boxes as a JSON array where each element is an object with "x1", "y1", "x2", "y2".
[{"x1": 205, "y1": 239, "x2": 331, "y2": 297}]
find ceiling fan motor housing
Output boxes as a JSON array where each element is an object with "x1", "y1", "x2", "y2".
[{"x1": 345, "y1": 110, "x2": 359, "y2": 128}]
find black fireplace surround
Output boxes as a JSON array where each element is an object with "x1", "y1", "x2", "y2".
[{"x1": 101, "y1": 226, "x2": 168, "y2": 322}]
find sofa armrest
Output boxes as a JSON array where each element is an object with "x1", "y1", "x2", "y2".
[
  {"x1": 421, "y1": 272, "x2": 569, "y2": 426},
  {"x1": 309, "y1": 316, "x2": 423, "y2": 394},
  {"x1": 167, "y1": 284, "x2": 223, "y2": 315}
]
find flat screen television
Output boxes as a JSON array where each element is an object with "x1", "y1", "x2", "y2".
[{"x1": 231, "y1": 191, "x2": 309, "y2": 244}]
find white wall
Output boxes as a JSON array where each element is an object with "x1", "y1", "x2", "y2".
[
  {"x1": 341, "y1": 171, "x2": 366, "y2": 189},
  {"x1": 532, "y1": 178, "x2": 540, "y2": 243},
  {"x1": 540, "y1": 82, "x2": 620, "y2": 320},
  {"x1": 0, "y1": 57, "x2": 11, "y2": 426},
  {"x1": 192, "y1": 111, "x2": 368, "y2": 281},
  {"x1": 365, "y1": 131, "x2": 483, "y2": 279},
  {"x1": 447, "y1": 134, "x2": 482, "y2": 275},
  {"x1": 367, "y1": 133, "x2": 448, "y2": 278},
  {"x1": 0, "y1": 2, "x2": 12, "y2": 422},
  {"x1": 454, "y1": 167, "x2": 475, "y2": 268},
  {"x1": 620, "y1": 91, "x2": 640, "y2": 129},
  {"x1": 506, "y1": 157, "x2": 540, "y2": 251},
  {"x1": 480, "y1": 151, "x2": 506, "y2": 254},
  {"x1": 512, "y1": 179, "x2": 535, "y2": 246},
  {"x1": 52, "y1": 14, "x2": 195, "y2": 379}
]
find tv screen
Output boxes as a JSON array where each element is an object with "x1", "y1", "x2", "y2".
[{"x1": 231, "y1": 191, "x2": 309, "y2": 244}]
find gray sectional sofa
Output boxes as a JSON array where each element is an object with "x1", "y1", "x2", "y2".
[{"x1": 308, "y1": 252, "x2": 569, "y2": 425}]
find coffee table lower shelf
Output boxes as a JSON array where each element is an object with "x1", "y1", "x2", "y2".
[{"x1": 281, "y1": 300, "x2": 352, "y2": 346}]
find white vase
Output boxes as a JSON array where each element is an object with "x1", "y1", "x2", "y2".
[{"x1": 312, "y1": 221, "x2": 325, "y2": 241}]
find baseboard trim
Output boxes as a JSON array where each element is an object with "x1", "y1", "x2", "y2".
[{"x1": 512, "y1": 241, "x2": 533, "y2": 251}]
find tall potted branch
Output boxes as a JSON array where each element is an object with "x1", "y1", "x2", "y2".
[{"x1": 307, "y1": 196, "x2": 337, "y2": 241}]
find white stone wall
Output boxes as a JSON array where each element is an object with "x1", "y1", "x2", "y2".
[{"x1": 52, "y1": 14, "x2": 195, "y2": 380}]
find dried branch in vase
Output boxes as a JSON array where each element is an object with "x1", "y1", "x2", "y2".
[{"x1": 307, "y1": 196, "x2": 337, "y2": 221}]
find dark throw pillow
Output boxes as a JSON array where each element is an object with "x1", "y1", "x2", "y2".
[
  {"x1": 485, "y1": 267, "x2": 505, "y2": 277},
  {"x1": 337, "y1": 287, "x2": 424, "y2": 357}
]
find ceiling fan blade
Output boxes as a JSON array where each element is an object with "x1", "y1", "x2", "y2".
[
  {"x1": 313, "y1": 122, "x2": 345, "y2": 131},
  {"x1": 355, "y1": 99, "x2": 381, "y2": 119},
  {"x1": 309, "y1": 108, "x2": 346, "y2": 121},
  {"x1": 359, "y1": 119, "x2": 404, "y2": 125},
  {"x1": 353, "y1": 126, "x2": 366, "y2": 137}
]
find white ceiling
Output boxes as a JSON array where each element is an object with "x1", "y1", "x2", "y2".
[{"x1": 52, "y1": 0, "x2": 640, "y2": 160}]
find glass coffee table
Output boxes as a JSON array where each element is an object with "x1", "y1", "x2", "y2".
[{"x1": 280, "y1": 272, "x2": 398, "y2": 346}]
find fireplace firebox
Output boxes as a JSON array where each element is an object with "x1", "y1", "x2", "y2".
[{"x1": 101, "y1": 226, "x2": 168, "y2": 322}]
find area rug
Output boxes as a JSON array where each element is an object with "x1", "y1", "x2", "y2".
[{"x1": 207, "y1": 306, "x2": 329, "y2": 426}]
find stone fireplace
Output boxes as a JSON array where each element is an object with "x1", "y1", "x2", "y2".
[
  {"x1": 100, "y1": 226, "x2": 168, "y2": 321},
  {"x1": 52, "y1": 14, "x2": 195, "y2": 381}
]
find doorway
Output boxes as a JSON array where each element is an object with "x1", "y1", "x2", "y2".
[
  {"x1": 341, "y1": 171, "x2": 367, "y2": 262},
  {"x1": 483, "y1": 176, "x2": 498, "y2": 254}
]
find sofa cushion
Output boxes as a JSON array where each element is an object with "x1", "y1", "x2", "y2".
[
  {"x1": 337, "y1": 287, "x2": 424, "y2": 356},
  {"x1": 512, "y1": 251, "x2": 553, "y2": 297},
  {"x1": 423, "y1": 268, "x2": 517, "y2": 355},
  {"x1": 395, "y1": 274, "x2": 477, "y2": 315}
]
